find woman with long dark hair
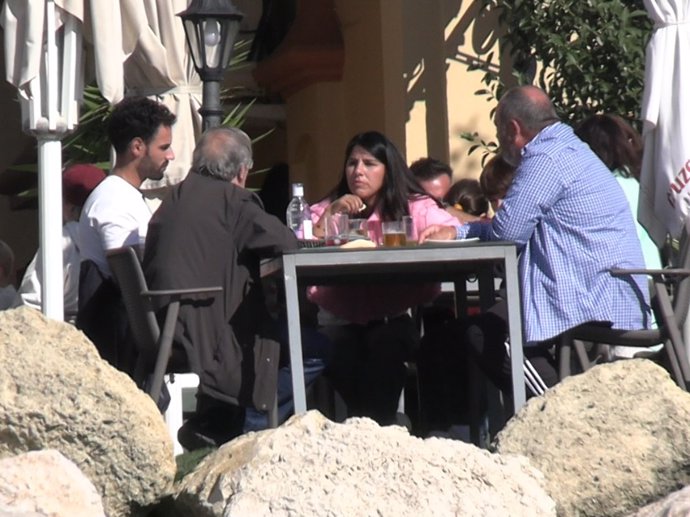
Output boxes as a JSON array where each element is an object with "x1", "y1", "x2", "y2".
[{"x1": 308, "y1": 131, "x2": 457, "y2": 425}]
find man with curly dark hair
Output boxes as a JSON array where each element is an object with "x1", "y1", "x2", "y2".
[{"x1": 77, "y1": 96, "x2": 176, "y2": 370}]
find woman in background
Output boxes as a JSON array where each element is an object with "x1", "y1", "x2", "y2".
[
  {"x1": 444, "y1": 178, "x2": 489, "y2": 221},
  {"x1": 309, "y1": 131, "x2": 458, "y2": 425},
  {"x1": 576, "y1": 114, "x2": 661, "y2": 272},
  {"x1": 479, "y1": 155, "x2": 516, "y2": 215},
  {"x1": 576, "y1": 114, "x2": 662, "y2": 359},
  {"x1": 15, "y1": 164, "x2": 106, "y2": 323}
]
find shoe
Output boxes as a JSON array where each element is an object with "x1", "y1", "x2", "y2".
[
  {"x1": 177, "y1": 406, "x2": 245, "y2": 451},
  {"x1": 177, "y1": 417, "x2": 225, "y2": 451}
]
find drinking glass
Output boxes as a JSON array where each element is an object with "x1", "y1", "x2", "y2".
[
  {"x1": 348, "y1": 218, "x2": 369, "y2": 240},
  {"x1": 367, "y1": 220, "x2": 383, "y2": 246},
  {"x1": 381, "y1": 220, "x2": 407, "y2": 247},
  {"x1": 403, "y1": 215, "x2": 416, "y2": 244},
  {"x1": 324, "y1": 213, "x2": 349, "y2": 246}
]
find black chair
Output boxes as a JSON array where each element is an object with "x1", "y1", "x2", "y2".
[
  {"x1": 106, "y1": 246, "x2": 223, "y2": 404},
  {"x1": 107, "y1": 246, "x2": 280, "y2": 432},
  {"x1": 559, "y1": 258, "x2": 690, "y2": 391}
]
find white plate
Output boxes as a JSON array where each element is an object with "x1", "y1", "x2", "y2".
[{"x1": 423, "y1": 237, "x2": 480, "y2": 245}]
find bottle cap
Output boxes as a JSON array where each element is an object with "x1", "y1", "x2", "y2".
[{"x1": 291, "y1": 182, "x2": 304, "y2": 197}]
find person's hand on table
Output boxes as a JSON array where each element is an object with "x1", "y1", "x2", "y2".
[{"x1": 418, "y1": 225, "x2": 457, "y2": 243}]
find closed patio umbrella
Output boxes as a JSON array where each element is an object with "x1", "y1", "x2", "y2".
[
  {"x1": 90, "y1": 0, "x2": 203, "y2": 190},
  {"x1": 638, "y1": 0, "x2": 690, "y2": 245},
  {"x1": 637, "y1": 0, "x2": 690, "y2": 362},
  {"x1": 2, "y1": 0, "x2": 83, "y2": 320}
]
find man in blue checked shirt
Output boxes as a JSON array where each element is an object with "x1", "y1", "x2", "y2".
[{"x1": 420, "y1": 85, "x2": 651, "y2": 391}]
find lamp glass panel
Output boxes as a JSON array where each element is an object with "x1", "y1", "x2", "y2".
[
  {"x1": 183, "y1": 18, "x2": 203, "y2": 71},
  {"x1": 219, "y1": 19, "x2": 241, "y2": 70},
  {"x1": 203, "y1": 19, "x2": 222, "y2": 69}
]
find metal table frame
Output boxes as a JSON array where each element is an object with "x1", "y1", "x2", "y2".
[{"x1": 261, "y1": 241, "x2": 526, "y2": 415}]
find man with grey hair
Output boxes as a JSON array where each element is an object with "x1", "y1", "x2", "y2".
[
  {"x1": 143, "y1": 127, "x2": 298, "y2": 447},
  {"x1": 189, "y1": 127, "x2": 254, "y2": 183},
  {"x1": 421, "y1": 85, "x2": 650, "y2": 392}
]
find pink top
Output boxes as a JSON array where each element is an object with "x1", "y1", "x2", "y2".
[{"x1": 307, "y1": 195, "x2": 458, "y2": 324}]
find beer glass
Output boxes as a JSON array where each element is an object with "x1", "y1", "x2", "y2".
[{"x1": 381, "y1": 220, "x2": 407, "y2": 247}]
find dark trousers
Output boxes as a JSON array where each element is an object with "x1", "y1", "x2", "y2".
[
  {"x1": 416, "y1": 308, "x2": 472, "y2": 431},
  {"x1": 243, "y1": 323, "x2": 334, "y2": 432},
  {"x1": 459, "y1": 300, "x2": 559, "y2": 393},
  {"x1": 321, "y1": 314, "x2": 419, "y2": 426}
]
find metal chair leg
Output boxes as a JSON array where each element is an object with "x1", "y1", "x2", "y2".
[{"x1": 268, "y1": 393, "x2": 279, "y2": 428}]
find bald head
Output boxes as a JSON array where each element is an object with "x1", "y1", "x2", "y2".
[
  {"x1": 191, "y1": 127, "x2": 254, "y2": 184},
  {"x1": 495, "y1": 85, "x2": 560, "y2": 167},
  {"x1": 496, "y1": 85, "x2": 559, "y2": 135}
]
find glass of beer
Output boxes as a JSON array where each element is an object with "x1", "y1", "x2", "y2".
[{"x1": 381, "y1": 220, "x2": 407, "y2": 247}]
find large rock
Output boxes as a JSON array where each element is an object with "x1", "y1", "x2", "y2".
[
  {"x1": 0, "y1": 307, "x2": 176, "y2": 516},
  {"x1": 175, "y1": 410, "x2": 556, "y2": 517},
  {"x1": 0, "y1": 449, "x2": 105, "y2": 516},
  {"x1": 627, "y1": 484, "x2": 690, "y2": 517},
  {"x1": 494, "y1": 359, "x2": 690, "y2": 517}
]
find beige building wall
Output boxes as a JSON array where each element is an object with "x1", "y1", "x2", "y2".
[
  {"x1": 404, "y1": 0, "x2": 502, "y2": 181},
  {"x1": 266, "y1": 0, "x2": 503, "y2": 200},
  {"x1": 286, "y1": 82, "x2": 347, "y2": 201},
  {"x1": 403, "y1": 0, "x2": 449, "y2": 166},
  {"x1": 281, "y1": 0, "x2": 406, "y2": 200}
]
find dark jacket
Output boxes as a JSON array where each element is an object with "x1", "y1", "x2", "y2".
[{"x1": 143, "y1": 172, "x2": 297, "y2": 410}]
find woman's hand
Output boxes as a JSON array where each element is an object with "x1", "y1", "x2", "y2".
[
  {"x1": 328, "y1": 194, "x2": 366, "y2": 216},
  {"x1": 313, "y1": 195, "x2": 366, "y2": 237},
  {"x1": 418, "y1": 225, "x2": 457, "y2": 243}
]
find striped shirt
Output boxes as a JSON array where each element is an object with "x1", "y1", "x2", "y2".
[{"x1": 458, "y1": 123, "x2": 651, "y2": 343}]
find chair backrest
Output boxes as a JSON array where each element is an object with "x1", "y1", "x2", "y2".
[{"x1": 106, "y1": 246, "x2": 160, "y2": 358}]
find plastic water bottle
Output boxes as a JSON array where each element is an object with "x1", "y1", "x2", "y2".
[{"x1": 286, "y1": 182, "x2": 313, "y2": 239}]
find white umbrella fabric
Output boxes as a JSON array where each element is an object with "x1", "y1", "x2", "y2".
[
  {"x1": 90, "y1": 0, "x2": 203, "y2": 190},
  {"x1": 1, "y1": 0, "x2": 202, "y2": 320},
  {"x1": 2, "y1": 0, "x2": 83, "y2": 320},
  {"x1": 638, "y1": 0, "x2": 690, "y2": 245},
  {"x1": 637, "y1": 0, "x2": 690, "y2": 362}
]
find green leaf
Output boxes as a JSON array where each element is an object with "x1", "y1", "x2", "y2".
[{"x1": 474, "y1": 0, "x2": 650, "y2": 134}]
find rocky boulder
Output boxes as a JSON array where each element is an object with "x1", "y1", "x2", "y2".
[
  {"x1": 627, "y1": 485, "x2": 690, "y2": 516},
  {"x1": 175, "y1": 410, "x2": 556, "y2": 517},
  {"x1": 494, "y1": 359, "x2": 690, "y2": 517},
  {"x1": 0, "y1": 449, "x2": 105, "y2": 516},
  {"x1": 0, "y1": 307, "x2": 176, "y2": 516}
]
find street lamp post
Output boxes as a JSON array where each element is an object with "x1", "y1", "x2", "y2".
[{"x1": 178, "y1": 0, "x2": 244, "y2": 130}]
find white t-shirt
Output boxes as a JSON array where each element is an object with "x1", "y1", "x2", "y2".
[
  {"x1": 78, "y1": 175, "x2": 152, "y2": 277},
  {"x1": 15, "y1": 221, "x2": 82, "y2": 323}
]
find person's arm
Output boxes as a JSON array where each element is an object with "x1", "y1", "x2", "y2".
[
  {"x1": 311, "y1": 195, "x2": 364, "y2": 238},
  {"x1": 418, "y1": 220, "x2": 492, "y2": 242},
  {"x1": 238, "y1": 193, "x2": 298, "y2": 256},
  {"x1": 421, "y1": 153, "x2": 564, "y2": 244},
  {"x1": 489, "y1": 153, "x2": 563, "y2": 247}
]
